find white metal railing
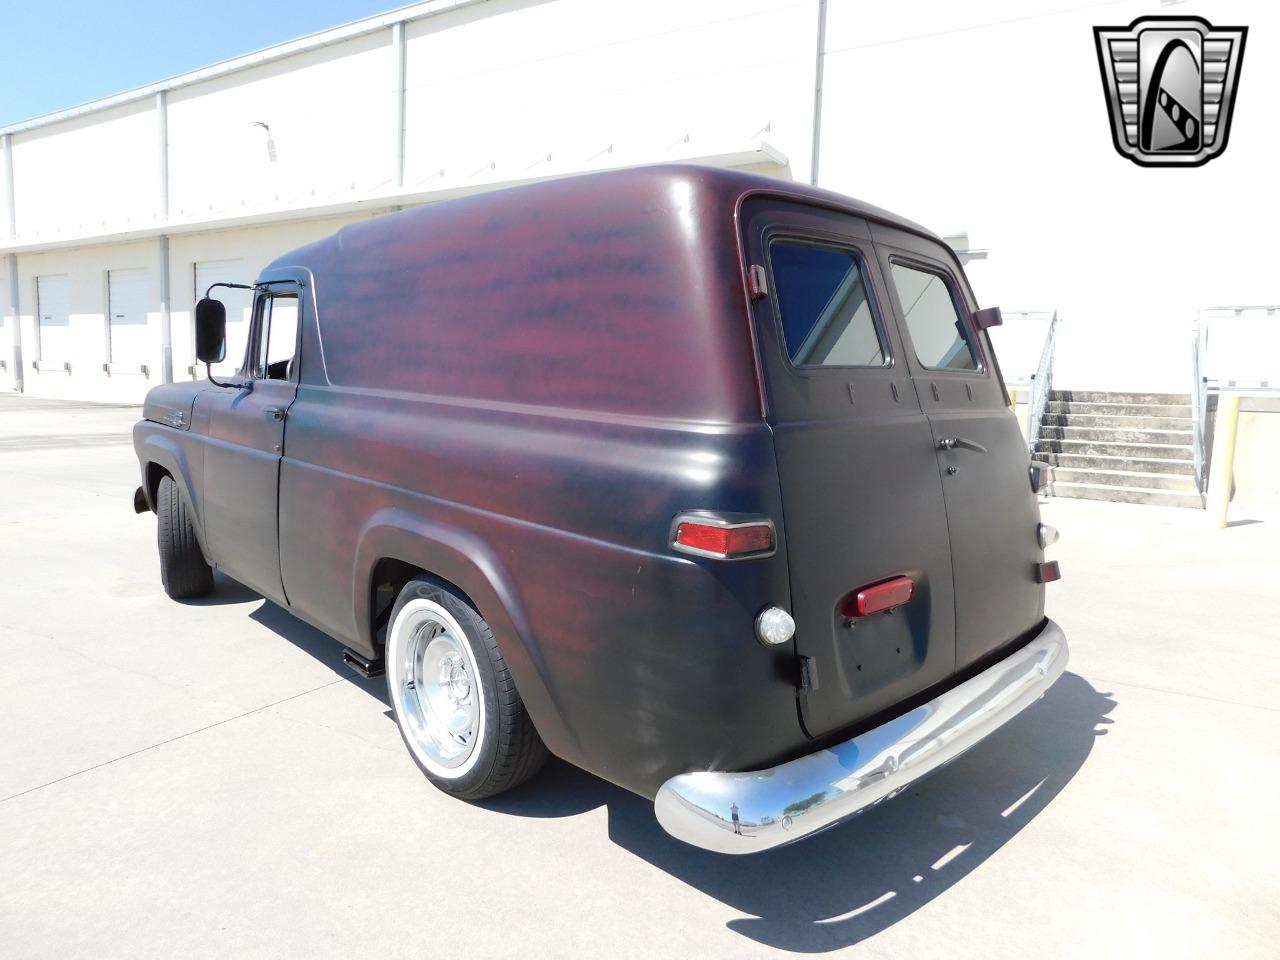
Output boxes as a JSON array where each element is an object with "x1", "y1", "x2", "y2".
[
  {"x1": 1025, "y1": 311, "x2": 1061, "y2": 452},
  {"x1": 996, "y1": 310, "x2": 1060, "y2": 454},
  {"x1": 1191, "y1": 318, "x2": 1208, "y2": 493},
  {"x1": 1192, "y1": 305, "x2": 1280, "y2": 493}
]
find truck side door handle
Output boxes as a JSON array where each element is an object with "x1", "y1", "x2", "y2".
[
  {"x1": 937, "y1": 436, "x2": 987, "y2": 454},
  {"x1": 265, "y1": 407, "x2": 286, "y2": 422}
]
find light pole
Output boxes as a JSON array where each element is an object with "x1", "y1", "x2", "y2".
[{"x1": 810, "y1": 0, "x2": 828, "y2": 186}]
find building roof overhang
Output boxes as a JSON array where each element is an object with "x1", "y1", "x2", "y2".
[{"x1": 0, "y1": 143, "x2": 791, "y2": 255}]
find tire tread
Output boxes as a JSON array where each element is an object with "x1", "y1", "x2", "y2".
[{"x1": 157, "y1": 475, "x2": 214, "y2": 600}]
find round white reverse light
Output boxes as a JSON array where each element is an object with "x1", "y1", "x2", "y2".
[
  {"x1": 756, "y1": 606, "x2": 796, "y2": 646},
  {"x1": 1037, "y1": 523, "x2": 1060, "y2": 548}
]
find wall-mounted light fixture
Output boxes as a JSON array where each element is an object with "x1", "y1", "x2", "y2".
[{"x1": 249, "y1": 122, "x2": 277, "y2": 162}]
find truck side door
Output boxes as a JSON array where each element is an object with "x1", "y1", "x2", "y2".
[{"x1": 198, "y1": 279, "x2": 303, "y2": 605}]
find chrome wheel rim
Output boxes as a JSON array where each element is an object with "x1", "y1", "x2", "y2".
[{"x1": 390, "y1": 600, "x2": 483, "y2": 772}]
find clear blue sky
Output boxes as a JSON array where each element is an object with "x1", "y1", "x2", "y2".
[{"x1": 0, "y1": 1, "x2": 409, "y2": 127}]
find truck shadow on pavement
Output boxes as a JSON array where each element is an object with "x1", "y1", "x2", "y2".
[
  {"x1": 220, "y1": 584, "x2": 1112, "y2": 951},
  {"x1": 483, "y1": 670, "x2": 1115, "y2": 953},
  {"x1": 191, "y1": 576, "x2": 392, "y2": 703}
]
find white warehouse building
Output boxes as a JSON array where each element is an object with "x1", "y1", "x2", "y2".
[{"x1": 1, "y1": 0, "x2": 1278, "y2": 406}]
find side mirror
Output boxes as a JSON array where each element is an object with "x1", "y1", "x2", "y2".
[
  {"x1": 195, "y1": 298, "x2": 227, "y2": 364},
  {"x1": 972, "y1": 306, "x2": 1003, "y2": 330}
]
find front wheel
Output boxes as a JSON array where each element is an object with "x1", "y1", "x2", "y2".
[
  {"x1": 156, "y1": 475, "x2": 213, "y2": 600},
  {"x1": 385, "y1": 576, "x2": 547, "y2": 800}
]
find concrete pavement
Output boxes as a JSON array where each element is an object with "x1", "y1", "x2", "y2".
[{"x1": 1, "y1": 395, "x2": 1277, "y2": 958}]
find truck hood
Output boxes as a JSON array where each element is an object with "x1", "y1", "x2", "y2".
[{"x1": 142, "y1": 380, "x2": 210, "y2": 431}]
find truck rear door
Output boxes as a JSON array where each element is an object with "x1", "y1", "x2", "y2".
[
  {"x1": 870, "y1": 223, "x2": 1044, "y2": 669},
  {"x1": 742, "y1": 198, "x2": 957, "y2": 740}
]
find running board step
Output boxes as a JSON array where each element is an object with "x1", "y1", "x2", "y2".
[{"x1": 342, "y1": 648, "x2": 385, "y2": 679}]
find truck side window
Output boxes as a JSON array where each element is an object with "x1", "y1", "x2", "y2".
[
  {"x1": 888, "y1": 262, "x2": 978, "y2": 372},
  {"x1": 256, "y1": 293, "x2": 300, "y2": 380},
  {"x1": 768, "y1": 240, "x2": 885, "y2": 368}
]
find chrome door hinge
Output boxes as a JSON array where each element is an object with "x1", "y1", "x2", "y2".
[{"x1": 748, "y1": 264, "x2": 769, "y2": 300}]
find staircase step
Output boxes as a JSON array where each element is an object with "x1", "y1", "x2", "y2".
[
  {"x1": 1044, "y1": 400, "x2": 1192, "y2": 418},
  {"x1": 1038, "y1": 425, "x2": 1193, "y2": 444},
  {"x1": 1034, "y1": 452, "x2": 1197, "y2": 474},
  {"x1": 1041, "y1": 413, "x2": 1192, "y2": 430},
  {"x1": 1045, "y1": 480, "x2": 1204, "y2": 508},
  {"x1": 1033, "y1": 439, "x2": 1193, "y2": 460},
  {"x1": 1047, "y1": 466, "x2": 1198, "y2": 491},
  {"x1": 1049, "y1": 390, "x2": 1191, "y2": 405}
]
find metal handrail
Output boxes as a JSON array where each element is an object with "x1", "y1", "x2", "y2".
[
  {"x1": 1191, "y1": 316, "x2": 1207, "y2": 494},
  {"x1": 1026, "y1": 310, "x2": 1061, "y2": 453}
]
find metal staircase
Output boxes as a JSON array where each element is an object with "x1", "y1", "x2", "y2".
[{"x1": 1034, "y1": 391, "x2": 1203, "y2": 508}]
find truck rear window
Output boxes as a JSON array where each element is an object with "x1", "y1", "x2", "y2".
[
  {"x1": 888, "y1": 262, "x2": 979, "y2": 371},
  {"x1": 768, "y1": 240, "x2": 885, "y2": 368}
]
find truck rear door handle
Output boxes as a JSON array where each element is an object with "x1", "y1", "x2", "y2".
[
  {"x1": 937, "y1": 436, "x2": 987, "y2": 454},
  {"x1": 265, "y1": 407, "x2": 286, "y2": 421}
]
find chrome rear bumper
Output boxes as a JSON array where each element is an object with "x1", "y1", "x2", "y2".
[{"x1": 654, "y1": 619, "x2": 1068, "y2": 854}]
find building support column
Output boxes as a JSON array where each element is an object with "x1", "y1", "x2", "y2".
[
  {"x1": 2, "y1": 132, "x2": 14, "y2": 238},
  {"x1": 156, "y1": 91, "x2": 170, "y2": 220},
  {"x1": 155, "y1": 92, "x2": 173, "y2": 384},
  {"x1": 392, "y1": 21, "x2": 407, "y2": 190},
  {"x1": 809, "y1": 0, "x2": 828, "y2": 186},
  {"x1": 6, "y1": 254, "x2": 21, "y2": 393},
  {"x1": 158, "y1": 236, "x2": 173, "y2": 384},
  {"x1": 3, "y1": 132, "x2": 21, "y2": 393}
]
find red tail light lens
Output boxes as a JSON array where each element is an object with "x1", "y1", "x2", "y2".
[
  {"x1": 1035, "y1": 561, "x2": 1061, "y2": 583},
  {"x1": 672, "y1": 516, "x2": 774, "y2": 559},
  {"x1": 842, "y1": 576, "x2": 915, "y2": 618}
]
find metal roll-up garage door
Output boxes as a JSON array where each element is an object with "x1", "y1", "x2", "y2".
[
  {"x1": 35, "y1": 275, "x2": 72, "y2": 364},
  {"x1": 194, "y1": 260, "x2": 251, "y2": 377},
  {"x1": 107, "y1": 268, "x2": 150, "y2": 371}
]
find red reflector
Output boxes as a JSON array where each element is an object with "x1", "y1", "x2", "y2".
[
  {"x1": 1035, "y1": 560, "x2": 1061, "y2": 583},
  {"x1": 844, "y1": 576, "x2": 915, "y2": 618},
  {"x1": 674, "y1": 521, "x2": 773, "y2": 558}
]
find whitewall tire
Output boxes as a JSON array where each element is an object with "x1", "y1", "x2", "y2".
[{"x1": 385, "y1": 576, "x2": 548, "y2": 799}]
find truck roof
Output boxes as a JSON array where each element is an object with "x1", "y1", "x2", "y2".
[
  {"x1": 270, "y1": 165, "x2": 944, "y2": 423},
  {"x1": 271, "y1": 164, "x2": 941, "y2": 272}
]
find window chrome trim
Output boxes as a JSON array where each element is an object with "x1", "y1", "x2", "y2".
[{"x1": 247, "y1": 284, "x2": 302, "y2": 381}]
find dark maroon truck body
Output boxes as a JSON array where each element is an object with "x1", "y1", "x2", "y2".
[{"x1": 133, "y1": 165, "x2": 1050, "y2": 803}]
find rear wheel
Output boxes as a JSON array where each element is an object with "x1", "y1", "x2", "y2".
[
  {"x1": 386, "y1": 576, "x2": 547, "y2": 799},
  {"x1": 156, "y1": 474, "x2": 214, "y2": 599}
]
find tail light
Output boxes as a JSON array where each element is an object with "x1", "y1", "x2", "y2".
[
  {"x1": 1035, "y1": 561, "x2": 1061, "y2": 583},
  {"x1": 842, "y1": 575, "x2": 915, "y2": 618},
  {"x1": 671, "y1": 513, "x2": 775, "y2": 560}
]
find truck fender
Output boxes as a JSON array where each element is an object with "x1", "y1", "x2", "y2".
[
  {"x1": 352, "y1": 507, "x2": 581, "y2": 764},
  {"x1": 134, "y1": 426, "x2": 210, "y2": 558}
]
